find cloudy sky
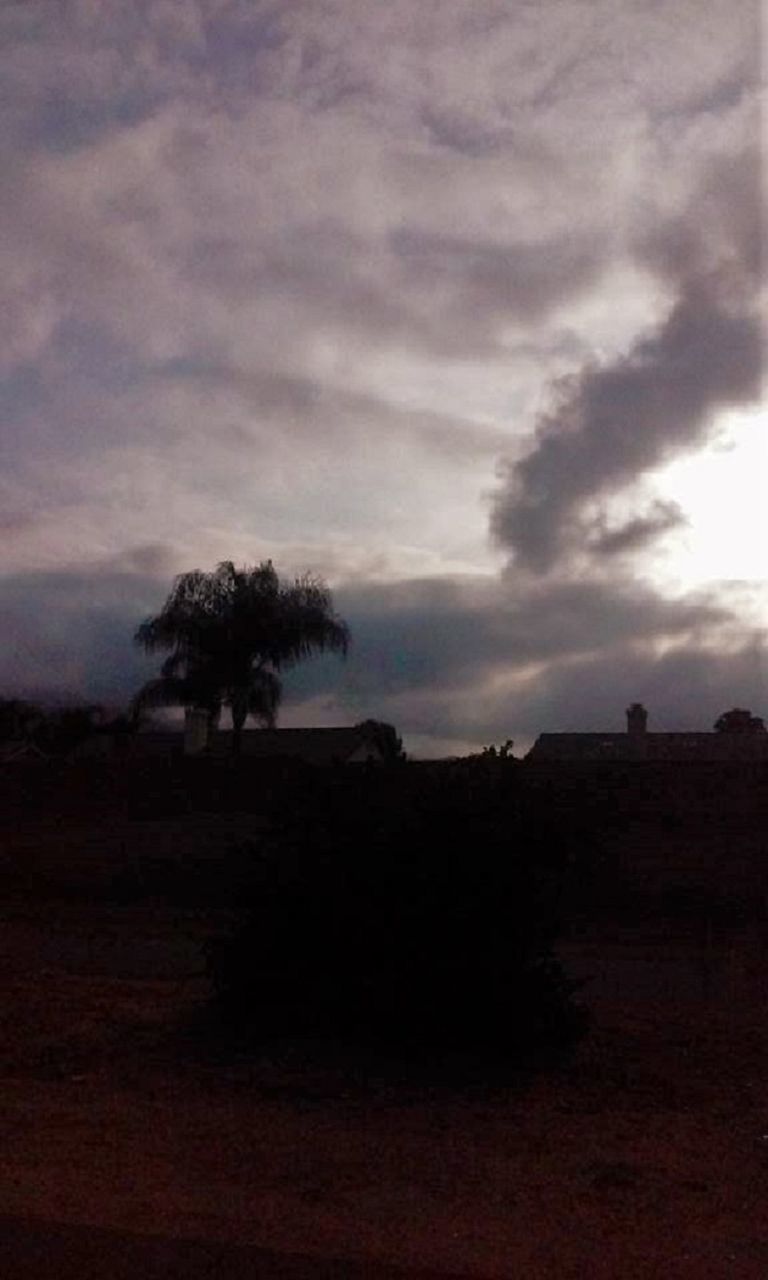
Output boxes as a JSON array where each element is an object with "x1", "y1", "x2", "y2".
[{"x1": 1, "y1": 0, "x2": 765, "y2": 755}]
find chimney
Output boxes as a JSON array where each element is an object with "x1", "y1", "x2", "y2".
[{"x1": 626, "y1": 702, "x2": 648, "y2": 738}]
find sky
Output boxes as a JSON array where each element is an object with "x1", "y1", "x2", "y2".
[{"x1": 0, "y1": 0, "x2": 765, "y2": 756}]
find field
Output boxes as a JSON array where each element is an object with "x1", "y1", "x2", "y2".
[{"x1": 1, "y1": 761, "x2": 767, "y2": 1278}]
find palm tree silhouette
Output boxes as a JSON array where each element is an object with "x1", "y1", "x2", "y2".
[{"x1": 133, "y1": 560, "x2": 349, "y2": 754}]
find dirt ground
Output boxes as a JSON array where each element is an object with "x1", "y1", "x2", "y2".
[{"x1": 1, "y1": 887, "x2": 767, "y2": 1280}]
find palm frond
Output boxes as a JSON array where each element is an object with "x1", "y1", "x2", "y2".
[
  {"x1": 131, "y1": 674, "x2": 221, "y2": 716},
  {"x1": 131, "y1": 677, "x2": 192, "y2": 713}
]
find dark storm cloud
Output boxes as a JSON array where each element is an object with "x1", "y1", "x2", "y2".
[
  {"x1": 480, "y1": 640, "x2": 768, "y2": 743},
  {"x1": 0, "y1": 563, "x2": 167, "y2": 703},
  {"x1": 284, "y1": 574, "x2": 729, "y2": 703},
  {"x1": 2, "y1": 559, "x2": 762, "y2": 756},
  {"x1": 281, "y1": 573, "x2": 765, "y2": 752},
  {"x1": 589, "y1": 501, "x2": 688, "y2": 558},
  {"x1": 0, "y1": 561, "x2": 728, "y2": 703},
  {"x1": 419, "y1": 106, "x2": 515, "y2": 156},
  {"x1": 491, "y1": 150, "x2": 764, "y2": 571}
]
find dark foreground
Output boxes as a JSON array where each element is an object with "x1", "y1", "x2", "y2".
[
  {"x1": 1, "y1": 760, "x2": 767, "y2": 1277},
  {"x1": 0, "y1": 1217, "x2": 463, "y2": 1280},
  {"x1": 1, "y1": 894, "x2": 767, "y2": 1279}
]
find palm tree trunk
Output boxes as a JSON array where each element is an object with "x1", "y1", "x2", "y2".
[
  {"x1": 206, "y1": 703, "x2": 221, "y2": 748},
  {"x1": 231, "y1": 691, "x2": 248, "y2": 757}
]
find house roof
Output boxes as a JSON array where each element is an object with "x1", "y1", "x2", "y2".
[
  {"x1": 527, "y1": 732, "x2": 768, "y2": 762},
  {"x1": 208, "y1": 726, "x2": 382, "y2": 766},
  {"x1": 526, "y1": 734, "x2": 628, "y2": 761}
]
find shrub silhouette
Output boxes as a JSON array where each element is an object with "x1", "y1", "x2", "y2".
[{"x1": 205, "y1": 770, "x2": 586, "y2": 1059}]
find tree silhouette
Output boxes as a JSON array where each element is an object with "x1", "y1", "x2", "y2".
[
  {"x1": 35, "y1": 705, "x2": 104, "y2": 756},
  {"x1": 0, "y1": 699, "x2": 104, "y2": 757},
  {"x1": 713, "y1": 707, "x2": 766, "y2": 734},
  {"x1": 133, "y1": 561, "x2": 349, "y2": 754},
  {"x1": 0, "y1": 698, "x2": 41, "y2": 743}
]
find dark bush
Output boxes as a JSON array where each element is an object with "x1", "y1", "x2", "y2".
[{"x1": 205, "y1": 770, "x2": 587, "y2": 1061}]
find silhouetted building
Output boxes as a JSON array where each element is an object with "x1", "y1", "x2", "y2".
[
  {"x1": 42, "y1": 720, "x2": 390, "y2": 766},
  {"x1": 207, "y1": 726, "x2": 386, "y2": 765},
  {"x1": 527, "y1": 703, "x2": 768, "y2": 762}
]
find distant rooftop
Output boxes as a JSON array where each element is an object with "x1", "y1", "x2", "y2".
[{"x1": 527, "y1": 704, "x2": 768, "y2": 762}]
